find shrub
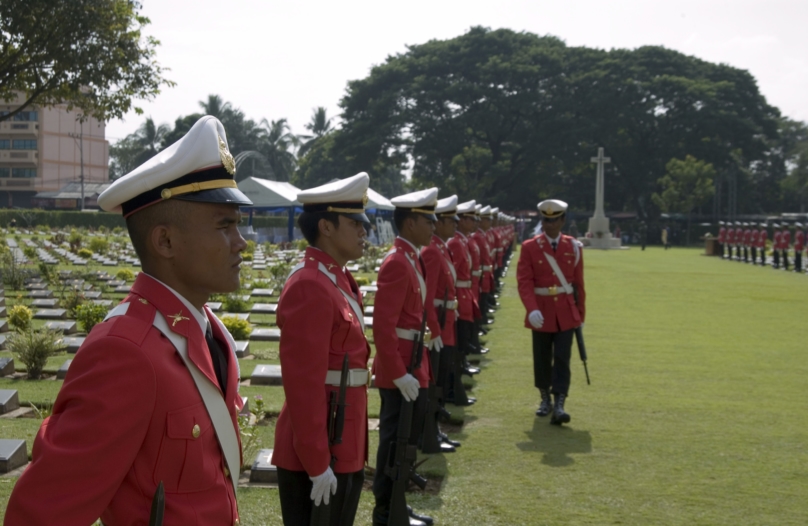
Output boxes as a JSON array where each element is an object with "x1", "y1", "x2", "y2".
[
  {"x1": 68, "y1": 229, "x2": 83, "y2": 252},
  {"x1": 8, "y1": 304, "x2": 32, "y2": 332},
  {"x1": 7, "y1": 328, "x2": 66, "y2": 379},
  {"x1": 242, "y1": 252, "x2": 253, "y2": 261},
  {"x1": 75, "y1": 303, "x2": 109, "y2": 333},
  {"x1": 37, "y1": 260, "x2": 59, "y2": 285},
  {"x1": 244, "y1": 240, "x2": 256, "y2": 254},
  {"x1": 238, "y1": 394, "x2": 267, "y2": 470},
  {"x1": 88, "y1": 237, "x2": 109, "y2": 254},
  {"x1": 354, "y1": 276, "x2": 371, "y2": 286},
  {"x1": 116, "y1": 269, "x2": 135, "y2": 281},
  {"x1": 22, "y1": 246, "x2": 37, "y2": 260},
  {"x1": 59, "y1": 286, "x2": 85, "y2": 318},
  {"x1": 220, "y1": 315, "x2": 252, "y2": 340},
  {"x1": 252, "y1": 279, "x2": 270, "y2": 288},
  {"x1": 222, "y1": 293, "x2": 251, "y2": 313},
  {"x1": 77, "y1": 248, "x2": 93, "y2": 258}
]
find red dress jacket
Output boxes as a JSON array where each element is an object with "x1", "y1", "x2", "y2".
[
  {"x1": 744, "y1": 228, "x2": 752, "y2": 246},
  {"x1": 372, "y1": 238, "x2": 432, "y2": 388},
  {"x1": 272, "y1": 247, "x2": 370, "y2": 476},
  {"x1": 782, "y1": 230, "x2": 791, "y2": 248},
  {"x1": 421, "y1": 234, "x2": 457, "y2": 347},
  {"x1": 471, "y1": 229, "x2": 493, "y2": 293},
  {"x1": 795, "y1": 230, "x2": 805, "y2": 252},
  {"x1": 5, "y1": 274, "x2": 242, "y2": 526},
  {"x1": 517, "y1": 234, "x2": 586, "y2": 333},
  {"x1": 491, "y1": 228, "x2": 504, "y2": 268},
  {"x1": 727, "y1": 228, "x2": 736, "y2": 245},
  {"x1": 447, "y1": 232, "x2": 475, "y2": 323},
  {"x1": 758, "y1": 229, "x2": 767, "y2": 249},
  {"x1": 718, "y1": 227, "x2": 726, "y2": 244}
]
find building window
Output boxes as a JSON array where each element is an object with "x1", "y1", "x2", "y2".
[
  {"x1": 11, "y1": 139, "x2": 36, "y2": 150},
  {"x1": 0, "y1": 168, "x2": 9, "y2": 178},
  {"x1": 0, "y1": 111, "x2": 37, "y2": 121},
  {"x1": 11, "y1": 168, "x2": 36, "y2": 178},
  {"x1": 0, "y1": 140, "x2": 9, "y2": 149}
]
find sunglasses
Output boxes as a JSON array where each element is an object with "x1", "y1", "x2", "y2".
[{"x1": 541, "y1": 216, "x2": 563, "y2": 223}]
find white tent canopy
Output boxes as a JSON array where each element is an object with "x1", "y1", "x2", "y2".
[
  {"x1": 238, "y1": 177, "x2": 302, "y2": 208},
  {"x1": 367, "y1": 187, "x2": 394, "y2": 211}
]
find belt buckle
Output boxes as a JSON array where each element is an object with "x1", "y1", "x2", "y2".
[{"x1": 548, "y1": 285, "x2": 557, "y2": 296}]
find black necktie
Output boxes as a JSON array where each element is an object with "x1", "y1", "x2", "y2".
[
  {"x1": 205, "y1": 326, "x2": 228, "y2": 394},
  {"x1": 552, "y1": 241, "x2": 558, "y2": 251}
]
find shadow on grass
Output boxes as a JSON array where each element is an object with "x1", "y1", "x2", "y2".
[{"x1": 516, "y1": 417, "x2": 592, "y2": 467}]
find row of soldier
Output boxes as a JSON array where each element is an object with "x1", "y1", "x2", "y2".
[
  {"x1": 2, "y1": 115, "x2": 584, "y2": 526},
  {"x1": 717, "y1": 220, "x2": 805, "y2": 272}
]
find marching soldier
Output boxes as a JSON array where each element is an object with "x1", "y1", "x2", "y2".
[
  {"x1": 272, "y1": 173, "x2": 372, "y2": 525},
  {"x1": 795, "y1": 223, "x2": 804, "y2": 273},
  {"x1": 372, "y1": 188, "x2": 438, "y2": 526},
  {"x1": 517, "y1": 199, "x2": 586, "y2": 425},
  {"x1": 421, "y1": 195, "x2": 463, "y2": 452},
  {"x1": 446, "y1": 200, "x2": 479, "y2": 406},
  {"x1": 7, "y1": 116, "x2": 250, "y2": 524}
]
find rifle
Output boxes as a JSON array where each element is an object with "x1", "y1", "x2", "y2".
[
  {"x1": 384, "y1": 312, "x2": 426, "y2": 526},
  {"x1": 310, "y1": 354, "x2": 350, "y2": 526},
  {"x1": 571, "y1": 285, "x2": 591, "y2": 385},
  {"x1": 421, "y1": 289, "x2": 448, "y2": 454},
  {"x1": 149, "y1": 481, "x2": 164, "y2": 526}
]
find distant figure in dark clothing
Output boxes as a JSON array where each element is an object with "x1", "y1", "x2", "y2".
[{"x1": 639, "y1": 221, "x2": 648, "y2": 250}]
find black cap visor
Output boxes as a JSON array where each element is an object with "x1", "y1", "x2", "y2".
[{"x1": 174, "y1": 186, "x2": 253, "y2": 207}]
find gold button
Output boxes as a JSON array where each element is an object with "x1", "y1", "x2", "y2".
[
  {"x1": 554, "y1": 297, "x2": 558, "y2": 302},
  {"x1": 348, "y1": 312, "x2": 353, "y2": 319},
  {"x1": 192, "y1": 424, "x2": 200, "y2": 438},
  {"x1": 224, "y1": 466, "x2": 231, "y2": 477}
]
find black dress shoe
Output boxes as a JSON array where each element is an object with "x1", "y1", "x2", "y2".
[
  {"x1": 408, "y1": 506, "x2": 434, "y2": 525},
  {"x1": 440, "y1": 432, "x2": 461, "y2": 447},
  {"x1": 450, "y1": 396, "x2": 476, "y2": 406},
  {"x1": 463, "y1": 366, "x2": 480, "y2": 376},
  {"x1": 439, "y1": 441, "x2": 456, "y2": 453},
  {"x1": 373, "y1": 508, "x2": 428, "y2": 526}
]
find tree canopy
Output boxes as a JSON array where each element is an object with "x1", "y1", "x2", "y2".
[
  {"x1": 330, "y1": 26, "x2": 783, "y2": 216},
  {"x1": 0, "y1": 0, "x2": 173, "y2": 122}
]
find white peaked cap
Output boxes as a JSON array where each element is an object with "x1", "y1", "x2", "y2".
[
  {"x1": 537, "y1": 199, "x2": 568, "y2": 218},
  {"x1": 480, "y1": 205, "x2": 492, "y2": 217},
  {"x1": 457, "y1": 200, "x2": 476, "y2": 216},
  {"x1": 297, "y1": 172, "x2": 370, "y2": 223},
  {"x1": 98, "y1": 115, "x2": 251, "y2": 216},
  {"x1": 491, "y1": 207, "x2": 500, "y2": 214},
  {"x1": 436, "y1": 195, "x2": 459, "y2": 219},
  {"x1": 391, "y1": 187, "x2": 439, "y2": 220}
]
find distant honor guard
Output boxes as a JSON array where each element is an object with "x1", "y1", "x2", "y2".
[
  {"x1": 272, "y1": 173, "x2": 372, "y2": 525},
  {"x1": 718, "y1": 221, "x2": 726, "y2": 258},
  {"x1": 758, "y1": 224, "x2": 768, "y2": 266},
  {"x1": 781, "y1": 224, "x2": 792, "y2": 270},
  {"x1": 6, "y1": 116, "x2": 251, "y2": 524},
  {"x1": 372, "y1": 188, "x2": 437, "y2": 526},
  {"x1": 516, "y1": 199, "x2": 586, "y2": 425},
  {"x1": 795, "y1": 223, "x2": 805, "y2": 273},
  {"x1": 750, "y1": 223, "x2": 759, "y2": 265},
  {"x1": 772, "y1": 224, "x2": 781, "y2": 268}
]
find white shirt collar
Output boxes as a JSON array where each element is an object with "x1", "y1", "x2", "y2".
[
  {"x1": 545, "y1": 233, "x2": 561, "y2": 244},
  {"x1": 144, "y1": 273, "x2": 209, "y2": 336}
]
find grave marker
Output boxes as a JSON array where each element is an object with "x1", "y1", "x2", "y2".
[
  {"x1": 250, "y1": 328, "x2": 280, "y2": 342},
  {"x1": 34, "y1": 309, "x2": 67, "y2": 320},
  {"x1": 0, "y1": 357, "x2": 13, "y2": 375},
  {"x1": 234, "y1": 341, "x2": 250, "y2": 358},
  {"x1": 249, "y1": 449, "x2": 278, "y2": 483},
  {"x1": 0, "y1": 390, "x2": 19, "y2": 414},
  {"x1": 57, "y1": 359, "x2": 72, "y2": 379},
  {"x1": 0, "y1": 439, "x2": 27, "y2": 473},
  {"x1": 250, "y1": 364, "x2": 282, "y2": 385},
  {"x1": 45, "y1": 321, "x2": 77, "y2": 334}
]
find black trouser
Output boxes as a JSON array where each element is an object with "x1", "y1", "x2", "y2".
[
  {"x1": 531, "y1": 329, "x2": 573, "y2": 395},
  {"x1": 437, "y1": 343, "x2": 455, "y2": 402},
  {"x1": 278, "y1": 467, "x2": 364, "y2": 526},
  {"x1": 783, "y1": 250, "x2": 790, "y2": 270},
  {"x1": 450, "y1": 321, "x2": 474, "y2": 403},
  {"x1": 796, "y1": 251, "x2": 803, "y2": 272},
  {"x1": 773, "y1": 249, "x2": 780, "y2": 268},
  {"x1": 751, "y1": 247, "x2": 757, "y2": 264},
  {"x1": 373, "y1": 387, "x2": 429, "y2": 514},
  {"x1": 760, "y1": 247, "x2": 767, "y2": 266},
  {"x1": 743, "y1": 246, "x2": 748, "y2": 262}
]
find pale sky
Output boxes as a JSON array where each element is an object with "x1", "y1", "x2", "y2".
[{"x1": 105, "y1": 0, "x2": 808, "y2": 143}]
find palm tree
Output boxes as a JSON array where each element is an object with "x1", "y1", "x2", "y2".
[
  {"x1": 198, "y1": 94, "x2": 233, "y2": 122},
  {"x1": 258, "y1": 118, "x2": 299, "y2": 181},
  {"x1": 108, "y1": 116, "x2": 170, "y2": 178},
  {"x1": 297, "y1": 107, "x2": 333, "y2": 157}
]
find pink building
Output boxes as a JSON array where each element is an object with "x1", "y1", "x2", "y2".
[{"x1": 0, "y1": 92, "x2": 109, "y2": 208}]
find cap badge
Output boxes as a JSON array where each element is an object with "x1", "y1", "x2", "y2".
[
  {"x1": 218, "y1": 134, "x2": 236, "y2": 176},
  {"x1": 362, "y1": 191, "x2": 369, "y2": 207}
]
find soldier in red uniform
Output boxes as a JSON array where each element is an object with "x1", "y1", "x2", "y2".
[
  {"x1": 372, "y1": 188, "x2": 438, "y2": 526},
  {"x1": 272, "y1": 173, "x2": 371, "y2": 525},
  {"x1": 718, "y1": 221, "x2": 727, "y2": 259},
  {"x1": 782, "y1": 223, "x2": 792, "y2": 270},
  {"x1": 750, "y1": 223, "x2": 759, "y2": 265},
  {"x1": 772, "y1": 224, "x2": 781, "y2": 269},
  {"x1": 795, "y1": 222, "x2": 805, "y2": 273},
  {"x1": 6, "y1": 117, "x2": 250, "y2": 525},
  {"x1": 446, "y1": 200, "x2": 479, "y2": 406},
  {"x1": 473, "y1": 205, "x2": 495, "y2": 325},
  {"x1": 758, "y1": 224, "x2": 768, "y2": 266},
  {"x1": 421, "y1": 195, "x2": 463, "y2": 452},
  {"x1": 517, "y1": 199, "x2": 586, "y2": 425},
  {"x1": 743, "y1": 223, "x2": 752, "y2": 263},
  {"x1": 466, "y1": 206, "x2": 488, "y2": 356}
]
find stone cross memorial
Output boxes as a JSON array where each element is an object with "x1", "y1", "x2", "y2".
[{"x1": 586, "y1": 147, "x2": 622, "y2": 249}]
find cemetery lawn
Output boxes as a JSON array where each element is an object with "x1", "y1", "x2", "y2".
[{"x1": 3, "y1": 246, "x2": 808, "y2": 524}]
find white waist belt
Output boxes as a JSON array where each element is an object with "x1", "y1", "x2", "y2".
[
  {"x1": 482, "y1": 265, "x2": 493, "y2": 271},
  {"x1": 456, "y1": 280, "x2": 472, "y2": 288},
  {"x1": 325, "y1": 368, "x2": 369, "y2": 387},
  {"x1": 396, "y1": 327, "x2": 431, "y2": 343},
  {"x1": 535, "y1": 284, "x2": 573, "y2": 296},
  {"x1": 434, "y1": 298, "x2": 458, "y2": 310},
  {"x1": 471, "y1": 270, "x2": 482, "y2": 277}
]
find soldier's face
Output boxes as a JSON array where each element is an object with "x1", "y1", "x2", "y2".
[
  {"x1": 409, "y1": 214, "x2": 435, "y2": 247},
  {"x1": 328, "y1": 215, "x2": 367, "y2": 263},
  {"x1": 542, "y1": 215, "x2": 565, "y2": 238},
  {"x1": 172, "y1": 202, "x2": 247, "y2": 297},
  {"x1": 435, "y1": 217, "x2": 456, "y2": 240}
]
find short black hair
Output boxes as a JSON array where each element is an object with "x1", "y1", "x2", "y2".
[
  {"x1": 125, "y1": 200, "x2": 191, "y2": 265},
  {"x1": 298, "y1": 211, "x2": 340, "y2": 245},
  {"x1": 393, "y1": 208, "x2": 419, "y2": 233}
]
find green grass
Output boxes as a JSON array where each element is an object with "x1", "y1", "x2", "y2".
[{"x1": 3, "y1": 246, "x2": 808, "y2": 524}]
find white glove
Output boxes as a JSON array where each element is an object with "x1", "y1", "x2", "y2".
[
  {"x1": 429, "y1": 335, "x2": 443, "y2": 352},
  {"x1": 309, "y1": 466, "x2": 337, "y2": 506},
  {"x1": 528, "y1": 310, "x2": 544, "y2": 329},
  {"x1": 392, "y1": 373, "x2": 420, "y2": 402}
]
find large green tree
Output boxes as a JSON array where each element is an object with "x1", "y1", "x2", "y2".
[
  {"x1": 333, "y1": 27, "x2": 781, "y2": 215},
  {"x1": 0, "y1": 0, "x2": 173, "y2": 122},
  {"x1": 652, "y1": 155, "x2": 716, "y2": 244}
]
